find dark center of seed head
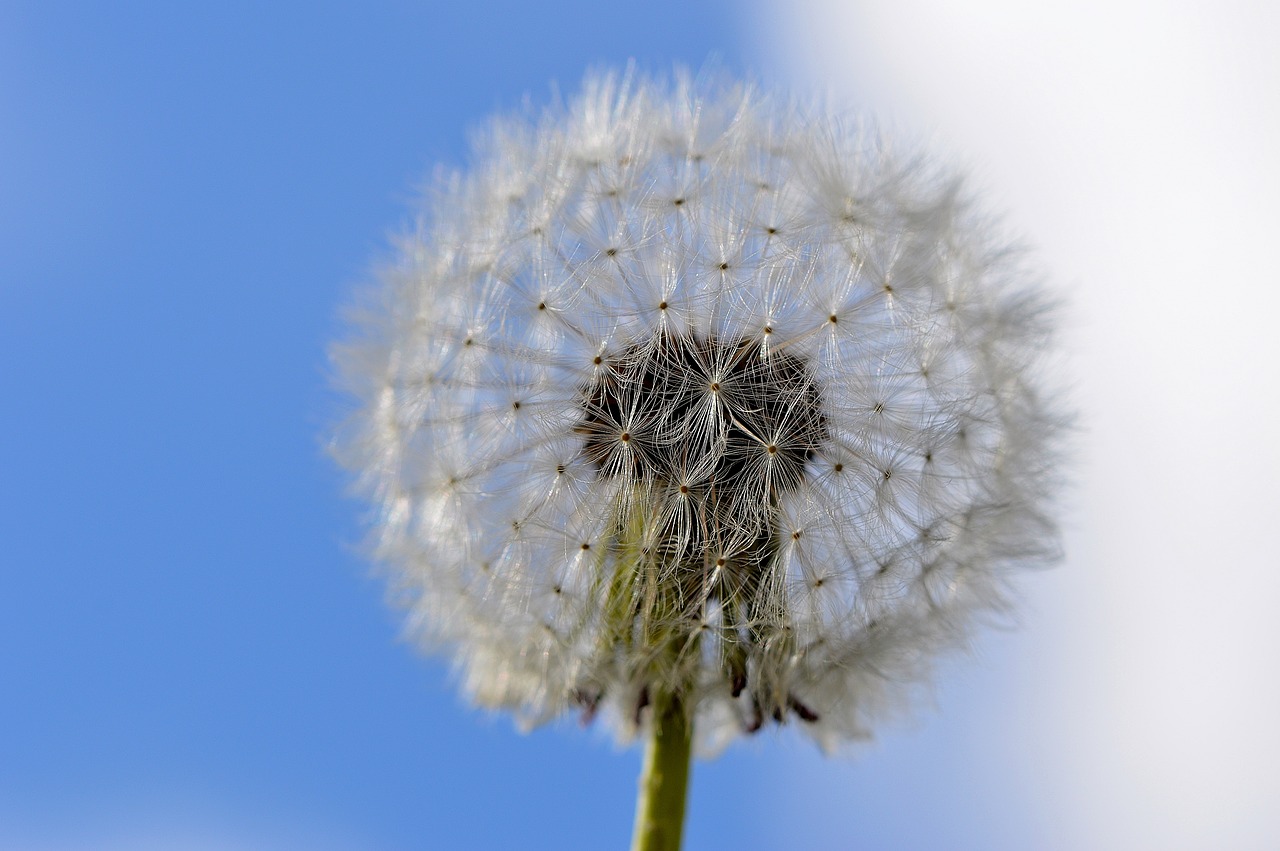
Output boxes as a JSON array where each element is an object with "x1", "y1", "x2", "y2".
[{"x1": 575, "y1": 332, "x2": 826, "y2": 506}]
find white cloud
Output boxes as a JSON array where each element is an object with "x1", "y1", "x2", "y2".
[{"x1": 750, "y1": 1, "x2": 1280, "y2": 848}]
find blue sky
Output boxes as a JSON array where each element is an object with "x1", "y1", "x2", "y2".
[{"x1": 0, "y1": 2, "x2": 791, "y2": 849}]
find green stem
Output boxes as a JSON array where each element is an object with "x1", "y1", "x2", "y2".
[{"x1": 630, "y1": 691, "x2": 693, "y2": 851}]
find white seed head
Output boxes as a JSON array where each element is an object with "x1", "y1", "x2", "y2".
[{"x1": 332, "y1": 69, "x2": 1065, "y2": 751}]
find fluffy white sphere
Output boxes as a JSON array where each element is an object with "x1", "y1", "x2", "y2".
[{"x1": 333, "y1": 69, "x2": 1064, "y2": 751}]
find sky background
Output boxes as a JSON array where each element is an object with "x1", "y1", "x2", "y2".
[{"x1": 2, "y1": 2, "x2": 1277, "y2": 850}]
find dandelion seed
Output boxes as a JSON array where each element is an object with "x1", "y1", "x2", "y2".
[{"x1": 331, "y1": 67, "x2": 1065, "y2": 850}]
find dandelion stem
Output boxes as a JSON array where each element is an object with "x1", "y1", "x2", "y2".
[{"x1": 630, "y1": 689, "x2": 693, "y2": 851}]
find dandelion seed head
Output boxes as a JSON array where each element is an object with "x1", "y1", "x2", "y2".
[{"x1": 333, "y1": 68, "x2": 1065, "y2": 751}]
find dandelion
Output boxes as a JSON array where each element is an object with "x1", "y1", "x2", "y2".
[{"x1": 332, "y1": 68, "x2": 1064, "y2": 850}]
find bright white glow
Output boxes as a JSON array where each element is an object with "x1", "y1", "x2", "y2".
[{"x1": 752, "y1": 1, "x2": 1280, "y2": 848}]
